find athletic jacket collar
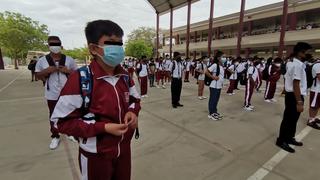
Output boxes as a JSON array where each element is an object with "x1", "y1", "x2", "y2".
[{"x1": 90, "y1": 59, "x2": 128, "y2": 79}]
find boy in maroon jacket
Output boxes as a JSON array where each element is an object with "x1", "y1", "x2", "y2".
[{"x1": 50, "y1": 20, "x2": 141, "y2": 180}]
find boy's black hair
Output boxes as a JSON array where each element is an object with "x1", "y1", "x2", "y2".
[
  {"x1": 85, "y1": 20, "x2": 124, "y2": 44},
  {"x1": 293, "y1": 42, "x2": 312, "y2": 55},
  {"x1": 173, "y1": 52, "x2": 180, "y2": 58},
  {"x1": 215, "y1": 50, "x2": 223, "y2": 58},
  {"x1": 48, "y1": 36, "x2": 60, "y2": 42}
]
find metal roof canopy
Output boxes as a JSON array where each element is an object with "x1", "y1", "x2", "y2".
[{"x1": 146, "y1": 0, "x2": 200, "y2": 15}]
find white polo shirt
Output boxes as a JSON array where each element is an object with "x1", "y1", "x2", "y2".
[
  {"x1": 208, "y1": 64, "x2": 224, "y2": 89},
  {"x1": 137, "y1": 63, "x2": 148, "y2": 77},
  {"x1": 311, "y1": 61, "x2": 320, "y2": 93},
  {"x1": 284, "y1": 58, "x2": 307, "y2": 96},
  {"x1": 35, "y1": 55, "x2": 77, "y2": 100},
  {"x1": 170, "y1": 61, "x2": 183, "y2": 78},
  {"x1": 184, "y1": 61, "x2": 191, "y2": 71},
  {"x1": 196, "y1": 63, "x2": 207, "y2": 81},
  {"x1": 228, "y1": 64, "x2": 238, "y2": 80},
  {"x1": 247, "y1": 65, "x2": 259, "y2": 82},
  {"x1": 164, "y1": 59, "x2": 172, "y2": 71}
]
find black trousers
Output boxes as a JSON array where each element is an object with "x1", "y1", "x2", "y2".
[
  {"x1": 171, "y1": 78, "x2": 182, "y2": 105},
  {"x1": 278, "y1": 92, "x2": 303, "y2": 143}
]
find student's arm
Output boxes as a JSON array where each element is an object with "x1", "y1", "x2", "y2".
[
  {"x1": 205, "y1": 64, "x2": 219, "y2": 80},
  {"x1": 51, "y1": 72, "x2": 127, "y2": 138},
  {"x1": 124, "y1": 77, "x2": 142, "y2": 129},
  {"x1": 292, "y1": 65, "x2": 304, "y2": 112},
  {"x1": 228, "y1": 65, "x2": 235, "y2": 74},
  {"x1": 35, "y1": 59, "x2": 57, "y2": 80}
]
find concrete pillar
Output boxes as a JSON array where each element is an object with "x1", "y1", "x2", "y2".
[
  {"x1": 236, "y1": 0, "x2": 246, "y2": 57},
  {"x1": 288, "y1": 12, "x2": 297, "y2": 31},
  {"x1": 170, "y1": 7, "x2": 173, "y2": 59},
  {"x1": 278, "y1": 0, "x2": 288, "y2": 58},
  {"x1": 156, "y1": 12, "x2": 160, "y2": 59},
  {"x1": 208, "y1": 0, "x2": 215, "y2": 56},
  {"x1": 186, "y1": 0, "x2": 191, "y2": 58}
]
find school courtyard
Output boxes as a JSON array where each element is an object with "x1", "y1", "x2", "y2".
[{"x1": 1, "y1": 67, "x2": 320, "y2": 180}]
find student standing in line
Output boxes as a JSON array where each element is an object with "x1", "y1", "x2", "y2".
[
  {"x1": 264, "y1": 57, "x2": 282, "y2": 103},
  {"x1": 308, "y1": 57, "x2": 320, "y2": 130},
  {"x1": 137, "y1": 56, "x2": 149, "y2": 98},
  {"x1": 51, "y1": 20, "x2": 141, "y2": 179},
  {"x1": 226, "y1": 58, "x2": 240, "y2": 95},
  {"x1": 243, "y1": 59, "x2": 259, "y2": 111},
  {"x1": 255, "y1": 59, "x2": 265, "y2": 92},
  {"x1": 156, "y1": 57, "x2": 166, "y2": 89},
  {"x1": 276, "y1": 42, "x2": 312, "y2": 153},
  {"x1": 184, "y1": 58, "x2": 191, "y2": 82},
  {"x1": 28, "y1": 56, "x2": 38, "y2": 82},
  {"x1": 148, "y1": 58, "x2": 156, "y2": 88},
  {"x1": 35, "y1": 36, "x2": 78, "y2": 150},
  {"x1": 127, "y1": 58, "x2": 135, "y2": 78},
  {"x1": 164, "y1": 55, "x2": 172, "y2": 84},
  {"x1": 205, "y1": 51, "x2": 224, "y2": 121},
  {"x1": 170, "y1": 52, "x2": 184, "y2": 108},
  {"x1": 195, "y1": 57, "x2": 207, "y2": 100}
]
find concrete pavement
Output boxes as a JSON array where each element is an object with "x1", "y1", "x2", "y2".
[{"x1": 0, "y1": 68, "x2": 319, "y2": 180}]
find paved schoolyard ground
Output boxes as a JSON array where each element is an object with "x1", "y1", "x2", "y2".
[{"x1": 0, "y1": 68, "x2": 319, "y2": 180}]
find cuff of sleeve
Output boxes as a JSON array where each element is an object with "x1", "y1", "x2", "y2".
[{"x1": 94, "y1": 122, "x2": 106, "y2": 134}]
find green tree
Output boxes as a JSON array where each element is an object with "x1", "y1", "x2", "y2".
[
  {"x1": 63, "y1": 46, "x2": 90, "y2": 63},
  {"x1": 127, "y1": 27, "x2": 156, "y2": 47},
  {"x1": 125, "y1": 40, "x2": 153, "y2": 58},
  {"x1": 0, "y1": 11, "x2": 49, "y2": 69}
]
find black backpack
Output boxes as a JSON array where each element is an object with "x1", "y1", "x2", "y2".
[
  {"x1": 240, "y1": 64, "x2": 255, "y2": 85},
  {"x1": 205, "y1": 63, "x2": 220, "y2": 86},
  {"x1": 306, "y1": 63, "x2": 319, "y2": 88},
  {"x1": 28, "y1": 60, "x2": 36, "y2": 71}
]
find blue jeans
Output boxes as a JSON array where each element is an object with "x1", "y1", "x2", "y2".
[{"x1": 208, "y1": 88, "x2": 221, "y2": 115}]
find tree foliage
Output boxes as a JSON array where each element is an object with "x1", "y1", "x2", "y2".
[
  {"x1": 125, "y1": 40, "x2": 153, "y2": 58},
  {"x1": 63, "y1": 47, "x2": 90, "y2": 63},
  {"x1": 126, "y1": 27, "x2": 156, "y2": 47},
  {"x1": 0, "y1": 11, "x2": 49, "y2": 68}
]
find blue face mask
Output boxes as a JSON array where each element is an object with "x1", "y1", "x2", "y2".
[{"x1": 98, "y1": 45, "x2": 125, "y2": 67}]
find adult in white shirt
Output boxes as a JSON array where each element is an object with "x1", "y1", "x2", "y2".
[
  {"x1": 277, "y1": 42, "x2": 312, "y2": 153},
  {"x1": 226, "y1": 58, "x2": 240, "y2": 95},
  {"x1": 205, "y1": 51, "x2": 225, "y2": 121},
  {"x1": 308, "y1": 59, "x2": 320, "y2": 129},
  {"x1": 170, "y1": 52, "x2": 184, "y2": 108},
  {"x1": 195, "y1": 58, "x2": 207, "y2": 100},
  {"x1": 244, "y1": 60, "x2": 259, "y2": 111},
  {"x1": 136, "y1": 57, "x2": 149, "y2": 97},
  {"x1": 35, "y1": 36, "x2": 77, "y2": 150}
]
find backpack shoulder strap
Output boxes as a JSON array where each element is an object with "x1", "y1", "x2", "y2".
[
  {"x1": 46, "y1": 54, "x2": 55, "y2": 66},
  {"x1": 216, "y1": 63, "x2": 220, "y2": 76},
  {"x1": 59, "y1": 54, "x2": 67, "y2": 66},
  {"x1": 78, "y1": 65, "x2": 93, "y2": 115}
]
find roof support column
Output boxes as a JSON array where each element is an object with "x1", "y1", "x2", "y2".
[
  {"x1": 208, "y1": 0, "x2": 214, "y2": 57},
  {"x1": 169, "y1": 7, "x2": 173, "y2": 59},
  {"x1": 278, "y1": 0, "x2": 288, "y2": 58},
  {"x1": 156, "y1": 12, "x2": 160, "y2": 59},
  {"x1": 236, "y1": 0, "x2": 246, "y2": 57},
  {"x1": 186, "y1": 0, "x2": 191, "y2": 58}
]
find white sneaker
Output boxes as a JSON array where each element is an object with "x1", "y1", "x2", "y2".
[
  {"x1": 232, "y1": 93, "x2": 236, "y2": 95},
  {"x1": 270, "y1": 99, "x2": 277, "y2": 103},
  {"x1": 244, "y1": 106, "x2": 254, "y2": 111},
  {"x1": 144, "y1": 95, "x2": 149, "y2": 98},
  {"x1": 202, "y1": 96, "x2": 207, "y2": 99},
  {"x1": 249, "y1": 105, "x2": 255, "y2": 109},
  {"x1": 156, "y1": 85, "x2": 160, "y2": 88},
  {"x1": 265, "y1": 99, "x2": 272, "y2": 103},
  {"x1": 49, "y1": 137, "x2": 60, "y2": 150},
  {"x1": 198, "y1": 96, "x2": 204, "y2": 100},
  {"x1": 67, "y1": 136, "x2": 77, "y2": 143},
  {"x1": 162, "y1": 85, "x2": 166, "y2": 89},
  {"x1": 227, "y1": 93, "x2": 233, "y2": 96},
  {"x1": 208, "y1": 115, "x2": 219, "y2": 121}
]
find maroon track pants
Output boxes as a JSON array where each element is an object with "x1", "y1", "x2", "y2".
[
  {"x1": 227, "y1": 79, "x2": 237, "y2": 94},
  {"x1": 184, "y1": 71, "x2": 190, "y2": 81},
  {"x1": 47, "y1": 100, "x2": 60, "y2": 138},
  {"x1": 265, "y1": 81, "x2": 277, "y2": 100},
  {"x1": 139, "y1": 76, "x2": 148, "y2": 96},
  {"x1": 244, "y1": 79, "x2": 255, "y2": 107}
]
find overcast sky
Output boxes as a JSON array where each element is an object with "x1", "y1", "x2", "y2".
[{"x1": 0, "y1": 0, "x2": 283, "y2": 49}]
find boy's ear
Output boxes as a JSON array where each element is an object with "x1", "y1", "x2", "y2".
[{"x1": 89, "y1": 44, "x2": 98, "y2": 56}]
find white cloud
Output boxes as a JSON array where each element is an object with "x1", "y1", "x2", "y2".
[{"x1": 0, "y1": 0, "x2": 282, "y2": 49}]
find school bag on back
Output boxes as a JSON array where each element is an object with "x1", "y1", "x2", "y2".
[
  {"x1": 239, "y1": 64, "x2": 249, "y2": 85},
  {"x1": 205, "y1": 63, "x2": 220, "y2": 86},
  {"x1": 306, "y1": 63, "x2": 320, "y2": 88}
]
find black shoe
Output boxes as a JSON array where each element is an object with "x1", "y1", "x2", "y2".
[
  {"x1": 307, "y1": 121, "x2": 320, "y2": 130},
  {"x1": 288, "y1": 138, "x2": 303, "y2": 146},
  {"x1": 177, "y1": 103, "x2": 184, "y2": 107},
  {"x1": 172, "y1": 104, "x2": 178, "y2": 108},
  {"x1": 314, "y1": 118, "x2": 320, "y2": 124},
  {"x1": 276, "y1": 140, "x2": 295, "y2": 153}
]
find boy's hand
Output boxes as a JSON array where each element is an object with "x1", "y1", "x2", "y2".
[
  {"x1": 46, "y1": 66, "x2": 58, "y2": 74},
  {"x1": 124, "y1": 112, "x2": 138, "y2": 129},
  {"x1": 296, "y1": 103, "x2": 304, "y2": 113},
  {"x1": 59, "y1": 66, "x2": 70, "y2": 74},
  {"x1": 104, "y1": 123, "x2": 128, "y2": 136}
]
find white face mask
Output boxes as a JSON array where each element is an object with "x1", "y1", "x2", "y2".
[
  {"x1": 275, "y1": 63, "x2": 281, "y2": 67},
  {"x1": 49, "y1": 46, "x2": 62, "y2": 54},
  {"x1": 235, "y1": 62, "x2": 240, "y2": 66}
]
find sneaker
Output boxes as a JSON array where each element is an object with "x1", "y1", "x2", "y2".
[
  {"x1": 156, "y1": 85, "x2": 160, "y2": 88},
  {"x1": 202, "y1": 96, "x2": 207, "y2": 99},
  {"x1": 227, "y1": 93, "x2": 233, "y2": 96},
  {"x1": 270, "y1": 99, "x2": 277, "y2": 103},
  {"x1": 49, "y1": 138, "x2": 60, "y2": 150},
  {"x1": 232, "y1": 93, "x2": 236, "y2": 95},
  {"x1": 307, "y1": 121, "x2": 320, "y2": 130},
  {"x1": 244, "y1": 106, "x2": 254, "y2": 111},
  {"x1": 144, "y1": 95, "x2": 149, "y2": 98},
  {"x1": 265, "y1": 99, "x2": 272, "y2": 103},
  {"x1": 213, "y1": 113, "x2": 223, "y2": 119},
  {"x1": 162, "y1": 85, "x2": 166, "y2": 89},
  {"x1": 198, "y1": 96, "x2": 204, "y2": 100},
  {"x1": 249, "y1": 105, "x2": 255, "y2": 109},
  {"x1": 208, "y1": 114, "x2": 219, "y2": 121},
  {"x1": 67, "y1": 136, "x2": 77, "y2": 143}
]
